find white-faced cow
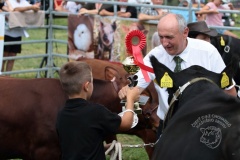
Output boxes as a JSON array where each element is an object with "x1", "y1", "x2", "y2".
[{"x1": 150, "y1": 55, "x2": 240, "y2": 160}]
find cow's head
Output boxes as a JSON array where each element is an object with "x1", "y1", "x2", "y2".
[{"x1": 149, "y1": 55, "x2": 237, "y2": 103}]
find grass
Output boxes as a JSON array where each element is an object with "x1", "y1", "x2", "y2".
[{"x1": 107, "y1": 135, "x2": 149, "y2": 160}]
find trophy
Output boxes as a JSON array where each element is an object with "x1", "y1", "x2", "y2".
[
  {"x1": 120, "y1": 30, "x2": 150, "y2": 114},
  {"x1": 121, "y1": 56, "x2": 142, "y2": 114}
]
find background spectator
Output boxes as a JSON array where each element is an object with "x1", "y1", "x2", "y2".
[
  {"x1": 221, "y1": 0, "x2": 235, "y2": 26},
  {"x1": 99, "y1": 0, "x2": 137, "y2": 18},
  {"x1": 187, "y1": 21, "x2": 218, "y2": 42},
  {"x1": 55, "y1": 0, "x2": 83, "y2": 14},
  {"x1": 78, "y1": 2, "x2": 104, "y2": 15},
  {"x1": 198, "y1": 0, "x2": 238, "y2": 38},
  {"x1": 138, "y1": 0, "x2": 168, "y2": 21},
  {"x1": 2, "y1": 0, "x2": 41, "y2": 72},
  {"x1": 54, "y1": 0, "x2": 62, "y2": 9}
]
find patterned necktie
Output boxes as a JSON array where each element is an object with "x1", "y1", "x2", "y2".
[{"x1": 173, "y1": 56, "x2": 183, "y2": 72}]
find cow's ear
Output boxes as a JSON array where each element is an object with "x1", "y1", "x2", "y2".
[
  {"x1": 105, "y1": 66, "x2": 119, "y2": 81},
  {"x1": 150, "y1": 55, "x2": 174, "y2": 87}
]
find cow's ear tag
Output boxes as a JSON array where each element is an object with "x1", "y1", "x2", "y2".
[
  {"x1": 220, "y1": 36, "x2": 225, "y2": 46},
  {"x1": 221, "y1": 72, "x2": 229, "y2": 88},
  {"x1": 160, "y1": 72, "x2": 173, "y2": 88}
]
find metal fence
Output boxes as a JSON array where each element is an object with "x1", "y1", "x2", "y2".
[{"x1": 1, "y1": 0, "x2": 240, "y2": 78}]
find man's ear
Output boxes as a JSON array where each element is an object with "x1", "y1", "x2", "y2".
[{"x1": 83, "y1": 82, "x2": 90, "y2": 92}]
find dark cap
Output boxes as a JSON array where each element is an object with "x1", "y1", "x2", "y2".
[{"x1": 187, "y1": 21, "x2": 218, "y2": 37}]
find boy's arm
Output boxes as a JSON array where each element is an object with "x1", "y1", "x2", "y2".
[{"x1": 118, "y1": 86, "x2": 141, "y2": 131}]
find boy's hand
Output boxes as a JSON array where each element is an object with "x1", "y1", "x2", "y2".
[
  {"x1": 126, "y1": 87, "x2": 140, "y2": 102},
  {"x1": 118, "y1": 85, "x2": 128, "y2": 100}
]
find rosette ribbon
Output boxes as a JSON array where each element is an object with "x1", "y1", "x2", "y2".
[{"x1": 125, "y1": 30, "x2": 154, "y2": 82}]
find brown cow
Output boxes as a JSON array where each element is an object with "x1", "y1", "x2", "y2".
[
  {"x1": 0, "y1": 77, "x2": 65, "y2": 159},
  {"x1": 0, "y1": 76, "x2": 129, "y2": 159},
  {"x1": 0, "y1": 59, "x2": 159, "y2": 159}
]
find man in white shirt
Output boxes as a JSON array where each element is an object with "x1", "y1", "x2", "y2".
[{"x1": 118, "y1": 13, "x2": 237, "y2": 137}]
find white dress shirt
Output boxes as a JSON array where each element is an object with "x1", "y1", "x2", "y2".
[{"x1": 136, "y1": 37, "x2": 234, "y2": 120}]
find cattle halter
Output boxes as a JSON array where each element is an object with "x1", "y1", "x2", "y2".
[{"x1": 163, "y1": 77, "x2": 217, "y2": 130}]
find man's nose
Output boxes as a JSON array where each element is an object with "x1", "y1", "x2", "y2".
[{"x1": 161, "y1": 38, "x2": 169, "y2": 46}]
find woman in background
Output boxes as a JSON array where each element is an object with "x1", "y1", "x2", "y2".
[{"x1": 198, "y1": 0, "x2": 238, "y2": 38}]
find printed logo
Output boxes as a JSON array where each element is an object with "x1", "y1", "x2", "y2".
[
  {"x1": 191, "y1": 114, "x2": 231, "y2": 149},
  {"x1": 200, "y1": 126, "x2": 221, "y2": 149}
]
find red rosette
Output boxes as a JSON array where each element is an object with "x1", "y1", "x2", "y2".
[
  {"x1": 125, "y1": 30, "x2": 146, "y2": 54},
  {"x1": 125, "y1": 30, "x2": 154, "y2": 82}
]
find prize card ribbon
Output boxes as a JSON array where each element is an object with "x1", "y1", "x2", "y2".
[{"x1": 125, "y1": 30, "x2": 153, "y2": 82}]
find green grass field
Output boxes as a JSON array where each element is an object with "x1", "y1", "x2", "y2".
[{"x1": 6, "y1": 15, "x2": 240, "y2": 160}]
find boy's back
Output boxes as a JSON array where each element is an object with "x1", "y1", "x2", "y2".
[{"x1": 56, "y1": 98, "x2": 121, "y2": 160}]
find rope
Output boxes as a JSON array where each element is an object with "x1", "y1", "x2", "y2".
[
  {"x1": 105, "y1": 140, "x2": 122, "y2": 160},
  {"x1": 105, "y1": 139, "x2": 160, "y2": 160},
  {"x1": 122, "y1": 138, "x2": 160, "y2": 148}
]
